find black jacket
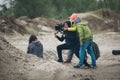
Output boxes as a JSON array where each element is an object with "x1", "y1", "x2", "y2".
[{"x1": 56, "y1": 31, "x2": 79, "y2": 46}]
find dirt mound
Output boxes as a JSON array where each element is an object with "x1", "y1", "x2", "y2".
[
  {"x1": 15, "y1": 17, "x2": 58, "y2": 34},
  {"x1": 78, "y1": 9, "x2": 120, "y2": 32},
  {"x1": 0, "y1": 9, "x2": 120, "y2": 80},
  {"x1": 1, "y1": 30, "x2": 120, "y2": 80},
  {"x1": 32, "y1": 17, "x2": 61, "y2": 29},
  {"x1": 0, "y1": 9, "x2": 119, "y2": 35},
  {"x1": 0, "y1": 16, "x2": 60, "y2": 35},
  {"x1": 0, "y1": 36, "x2": 84, "y2": 80},
  {"x1": 0, "y1": 16, "x2": 28, "y2": 35},
  {"x1": 0, "y1": 36, "x2": 40, "y2": 80}
]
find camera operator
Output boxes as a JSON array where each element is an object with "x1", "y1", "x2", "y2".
[
  {"x1": 55, "y1": 21, "x2": 77, "y2": 62},
  {"x1": 55, "y1": 21, "x2": 90, "y2": 68}
]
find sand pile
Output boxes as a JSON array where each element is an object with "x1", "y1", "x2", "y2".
[
  {"x1": 78, "y1": 9, "x2": 120, "y2": 31},
  {"x1": 0, "y1": 36, "x2": 83, "y2": 80}
]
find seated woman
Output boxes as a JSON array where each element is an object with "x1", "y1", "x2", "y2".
[{"x1": 27, "y1": 35, "x2": 43, "y2": 58}]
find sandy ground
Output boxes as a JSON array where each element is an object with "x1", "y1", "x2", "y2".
[{"x1": 2, "y1": 30, "x2": 120, "y2": 80}]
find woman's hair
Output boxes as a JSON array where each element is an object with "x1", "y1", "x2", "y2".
[
  {"x1": 29, "y1": 35, "x2": 37, "y2": 44},
  {"x1": 64, "y1": 21, "x2": 71, "y2": 27}
]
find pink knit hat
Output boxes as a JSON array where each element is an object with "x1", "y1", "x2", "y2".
[{"x1": 70, "y1": 13, "x2": 78, "y2": 21}]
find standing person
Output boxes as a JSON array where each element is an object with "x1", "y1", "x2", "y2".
[
  {"x1": 69, "y1": 13, "x2": 96, "y2": 68},
  {"x1": 27, "y1": 35, "x2": 43, "y2": 58},
  {"x1": 64, "y1": 21, "x2": 91, "y2": 68}
]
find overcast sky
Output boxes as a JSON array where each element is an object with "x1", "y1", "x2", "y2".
[
  {"x1": 0, "y1": 0, "x2": 10, "y2": 10},
  {"x1": 0, "y1": 0, "x2": 4, "y2": 5}
]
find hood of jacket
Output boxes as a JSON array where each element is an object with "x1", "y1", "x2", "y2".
[
  {"x1": 74, "y1": 17, "x2": 81, "y2": 24},
  {"x1": 31, "y1": 41, "x2": 42, "y2": 46}
]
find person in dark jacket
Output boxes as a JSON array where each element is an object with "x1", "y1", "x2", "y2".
[
  {"x1": 55, "y1": 21, "x2": 90, "y2": 68},
  {"x1": 27, "y1": 35, "x2": 43, "y2": 58}
]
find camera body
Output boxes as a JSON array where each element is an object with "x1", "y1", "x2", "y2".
[{"x1": 55, "y1": 23, "x2": 64, "y2": 33}]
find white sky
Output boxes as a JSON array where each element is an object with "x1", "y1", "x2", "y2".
[
  {"x1": 0, "y1": 0, "x2": 4, "y2": 4},
  {"x1": 0, "y1": 0, "x2": 10, "y2": 10}
]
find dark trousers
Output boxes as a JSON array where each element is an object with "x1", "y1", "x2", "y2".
[{"x1": 57, "y1": 43, "x2": 89, "y2": 66}]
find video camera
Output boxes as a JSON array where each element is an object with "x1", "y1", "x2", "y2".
[{"x1": 55, "y1": 23, "x2": 64, "y2": 33}]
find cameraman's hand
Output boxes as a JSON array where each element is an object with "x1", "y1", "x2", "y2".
[
  {"x1": 54, "y1": 33, "x2": 58, "y2": 38},
  {"x1": 62, "y1": 34, "x2": 65, "y2": 37}
]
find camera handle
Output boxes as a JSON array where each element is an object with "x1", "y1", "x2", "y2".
[{"x1": 54, "y1": 31, "x2": 63, "y2": 35}]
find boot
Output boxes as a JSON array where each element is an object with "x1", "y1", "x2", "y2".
[{"x1": 64, "y1": 59, "x2": 71, "y2": 63}]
